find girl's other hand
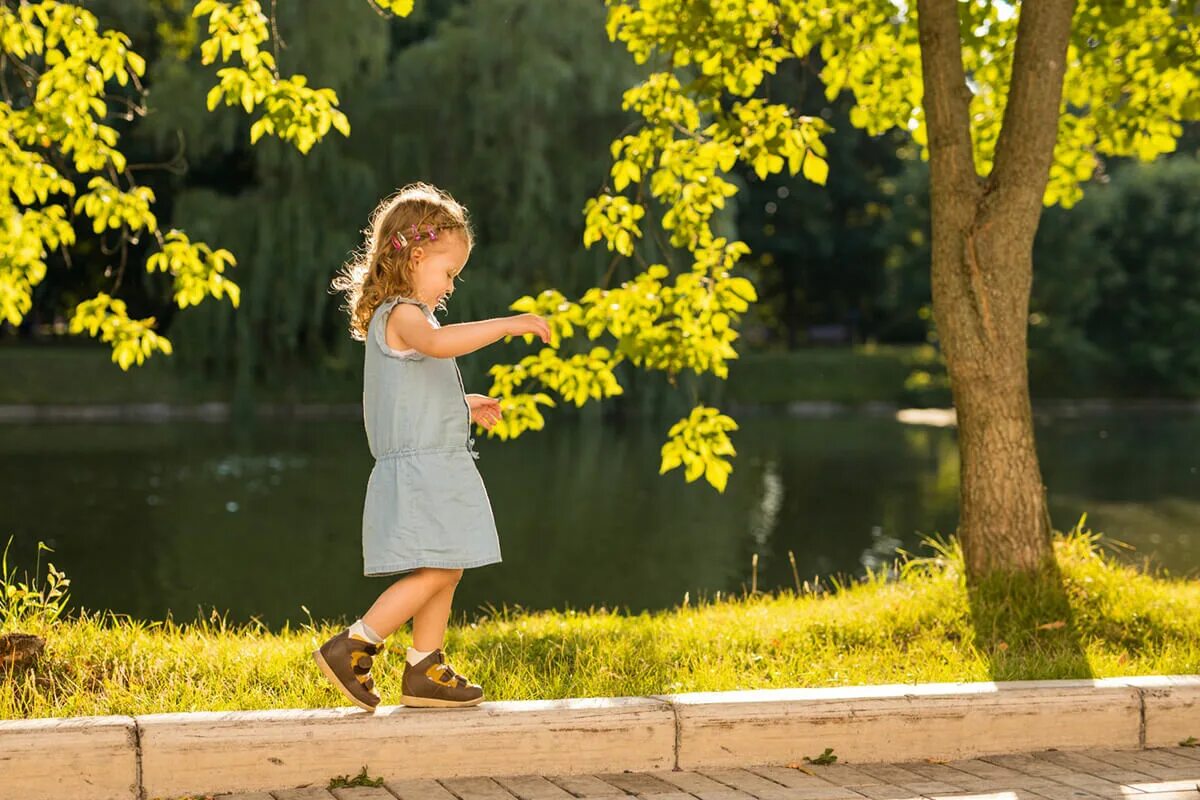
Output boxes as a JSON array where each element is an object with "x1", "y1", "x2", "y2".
[
  {"x1": 466, "y1": 393, "x2": 502, "y2": 430},
  {"x1": 505, "y1": 313, "x2": 551, "y2": 344}
]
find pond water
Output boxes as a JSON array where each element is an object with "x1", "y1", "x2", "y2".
[{"x1": 2, "y1": 410, "x2": 1197, "y2": 630}]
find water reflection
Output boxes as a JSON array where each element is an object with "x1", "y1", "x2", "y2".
[{"x1": 1, "y1": 410, "x2": 1196, "y2": 631}]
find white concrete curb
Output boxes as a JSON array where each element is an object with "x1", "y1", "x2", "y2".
[
  {"x1": 0, "y1": 714, "x2": 138, "y2": 799},
  {"x1": 0, "y1": 676, "x2": 1196, "y2": 800}
]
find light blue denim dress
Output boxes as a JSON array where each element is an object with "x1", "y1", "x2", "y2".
[{"x1": 360, "y1": 295, "x2": 502, "y2": 577}]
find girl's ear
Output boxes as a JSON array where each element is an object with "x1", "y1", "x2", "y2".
[{"x1": 410, "y1": 245, "x2": 425, "y2": 266}]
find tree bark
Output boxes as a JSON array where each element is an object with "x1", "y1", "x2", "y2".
[{"x1": 916, "y1": 0, "x2": 1076, "y2": 578}]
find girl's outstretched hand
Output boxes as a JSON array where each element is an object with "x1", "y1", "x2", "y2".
[
  {"x1": 466, "y1": 393, "x2": 502, "y2": 430},
  {"x1": 505, "y1": 313, "x2": 551, "y2": 344}
]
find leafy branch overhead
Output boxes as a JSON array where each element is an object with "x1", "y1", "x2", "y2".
[
  {"x1": 486, "y1": 1, "x2": 833, "y2": 493},
  {"x1": 193, "y1": 0, "x2": 350, "y2": 152},
  {"x1": 0, "y1": 0, "x2": 412, "y2": 370},
  {"x1": 481, "y1": 0, "x2": 1198, "y2": 492}
]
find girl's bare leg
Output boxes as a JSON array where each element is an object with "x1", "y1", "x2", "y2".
[
  {"x1": 410, "y1": 571, "x2": 462, "y2": 650},
  {"x1": 361, "y1": 567, "x2": 462, "y2": 640}
]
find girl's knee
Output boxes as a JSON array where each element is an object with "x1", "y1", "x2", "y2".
[{"x1": 416, "y1": 566, "x2": 463, "y2": 585}]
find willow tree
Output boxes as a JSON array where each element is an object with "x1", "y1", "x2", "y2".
[
  {"x1": 157, "y1": 0, "x2": 637, "y2": 384},
  {"x1": 484, "y1": 0, "x2": 1199, "y2": 578},
  {"x1": 0, "y1": 0, "x2": 411, "y2": 367}
]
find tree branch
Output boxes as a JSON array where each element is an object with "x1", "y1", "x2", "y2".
[
  {"x1": 918, "y1": 0, "x2": 992, "y2": 348},
  {"x1": 988, "y1": 0, "x2": 1076, "y2": 217},
  {"x1": 916, "y1": 0, "x2": 978, "y2": 195}
]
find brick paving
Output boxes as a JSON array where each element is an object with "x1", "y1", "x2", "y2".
[{"x1": 210, "y1": 747, "x2": 1200, "y2": 800}]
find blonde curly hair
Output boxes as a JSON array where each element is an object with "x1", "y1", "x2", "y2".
[{"x1": 331, "y1": 182, "x2": 474, "y2": 341}]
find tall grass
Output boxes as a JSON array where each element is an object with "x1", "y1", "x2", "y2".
[{"x1": 2, "y1": 524, "x2": 1198, "y2": 720}]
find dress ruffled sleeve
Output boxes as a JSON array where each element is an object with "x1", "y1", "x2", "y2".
[{"x1": 373, "y1": 296, "x2": 430, "y2": 360}]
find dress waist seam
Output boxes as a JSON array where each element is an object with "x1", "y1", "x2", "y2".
[{"x1": 376, "y1": 445, "x2": 467, "y2": 461}]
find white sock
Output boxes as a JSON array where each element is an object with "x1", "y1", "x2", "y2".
[
  {"x1": 347, "y1": 619, "x2": 384, "y2": 645},
  {"x1": 406, "y1": 646, "x2": 436, "y2": 666}
]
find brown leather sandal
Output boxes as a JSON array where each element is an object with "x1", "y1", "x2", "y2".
[
  {"x1": 400, "y1": 648, "x2": 484, "y2": 708},
  {"x1": 313, "y1": 630, "x2": 381, "y2": 712}
]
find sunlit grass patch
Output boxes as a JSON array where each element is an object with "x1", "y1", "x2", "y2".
[{"x1": 3, "y1": 523, "x2": 1198, "y2": 719}]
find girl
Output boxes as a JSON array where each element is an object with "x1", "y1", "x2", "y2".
[{"x1": 317, "y1": 183, "x2": 550, "y2": 711}]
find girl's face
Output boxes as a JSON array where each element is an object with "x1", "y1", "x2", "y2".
[{"x1": 409, "y1": 231, "x2": 469, "y2": 311}]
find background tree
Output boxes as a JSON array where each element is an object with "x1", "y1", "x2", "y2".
[
  {"x1": 881, "y1": 142, "x2": 1200, "y2": 399},
  {"x1": 736, "y1": 60, "x2": 913, "y2": 349},
  {"x1": 156, "y1": 0, "x2": 637, "y2": 399}
]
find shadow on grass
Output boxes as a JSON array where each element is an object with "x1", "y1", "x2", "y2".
[{"x1": 966, "y1": 543, "x2": 1094, "y2": 682}]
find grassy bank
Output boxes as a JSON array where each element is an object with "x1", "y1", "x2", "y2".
[
  {"x1": 715, "y1": 344, "x2": 929, "y2": 405},
  {"x1": 0, "y1": 342, "x2": 935, "y2": 407},
  {"x1": 2, "y1": 341, "x2": 1167, "y2": 410},
  {"x1": 3, "y1": 528, "x2": 1198, "y2": 720}
]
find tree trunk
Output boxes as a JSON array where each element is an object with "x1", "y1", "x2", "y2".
[{"x1": 916, "y1": 0, "x2": 1076, "y2": 578}]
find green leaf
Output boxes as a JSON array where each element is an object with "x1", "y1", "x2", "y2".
[
  {"x1": 249, "y1": 118, "x2": 268, "y2": 144},
  {"x1": 802, "y1": 151, "x2": 829, "y2": 185},
  {"x1": 378, "y1": 0, "x2": 415, "y2": 16}
]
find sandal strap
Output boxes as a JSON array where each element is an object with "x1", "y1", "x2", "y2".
[
  {"x1": 436, "y1": 662, "x2": 470, "y2": 685},
  {"x1": 440, "y1": 663, "x2": 471, "y2": 688}
]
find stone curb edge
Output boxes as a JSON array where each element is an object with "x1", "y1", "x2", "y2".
[{"x1": 0, "y1": 675, "x2": 1196, "y2": 800}]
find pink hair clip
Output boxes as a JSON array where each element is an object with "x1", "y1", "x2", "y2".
[{"x1": 391, "y1": 224, "x2": 440, "y2": 250}]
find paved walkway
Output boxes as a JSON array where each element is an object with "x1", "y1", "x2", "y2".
[{"x1": 205, "y1": 747, "x2": 1200, "y2": 800}]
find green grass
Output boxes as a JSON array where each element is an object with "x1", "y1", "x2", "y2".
[
  {"x1": 0, "y1": 342, "x2": 372, "y2": 406},
  {"x1": 718, "y1": 344, "x2": 936, "y2": 405},
  {"x1": 3, "y1": 528, "x2": 1198, "y2": 720},
  {"x1": 0, "y1": 342, "x2": 932, "y2": 407},
  {"x1": 5, "y1": 341, "x2": 1197, "y2": 409},
  {"x1": 0, "y1": 344, "x2": 225, "y2": 405}
]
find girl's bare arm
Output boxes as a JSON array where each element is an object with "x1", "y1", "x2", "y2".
[{"x1": 388, "y1": 304, "x2": 549, "y2": 359}]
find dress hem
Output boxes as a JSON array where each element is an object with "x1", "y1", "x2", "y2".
[{"x1": 363, "y1": 555, "x2": 502, "y2": 577}]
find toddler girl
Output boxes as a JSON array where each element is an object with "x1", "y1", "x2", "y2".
[{"x1": 316, "y1": 182, "x2": 549, "y2": 711}]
